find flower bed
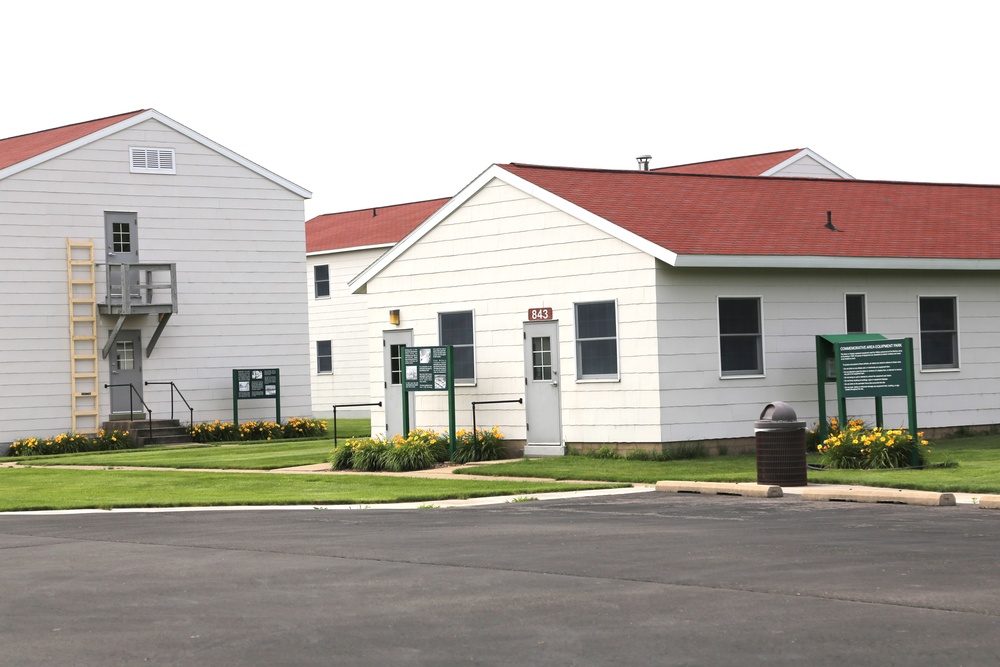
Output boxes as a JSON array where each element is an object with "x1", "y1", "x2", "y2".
[
  {"x1": 818, "y1": 418, "x2": 930, "y2": 469},
  {"x1": 329, "y1": 427, "x2": 507, "y2": 472},
  {"x1": 8, "y1": 429, "x2": 135, "y2": 457}
]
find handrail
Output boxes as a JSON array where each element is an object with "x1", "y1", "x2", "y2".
[
  {"x1": 471, "y1": 398, "x2": 523, "y2": 454},
  {"x1": 145, "y1": 381, "x2": 194, "y2": 425},
  {"x1": 104, "y1": 383, "x2": 153, "y2": 439},
  {"x1": 331, "y1": 402, "x2": 382, "y2": 444}
]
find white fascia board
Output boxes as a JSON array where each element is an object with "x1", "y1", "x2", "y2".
[
  {"x1": 0, "y1": 109, "x2": 312, "y2": 199},
  {"x1": 760, "y1": 148, "x2": 854, "y2": 179},
  {"x1": 148, "y1": 111, "x2": 312, "y2": 198},
  {"x1": 307, "y1": 243, "x2": 394, "y2": 257},
  {"x1": 673, "y1": 255, "x2": 1000, "y2": 271},
  {"x1": 0, "y1": 112, "x2": 158, "y2": 181},
  {"x1": 347, "y1": 164, "x2": 679, "y2": 294}
]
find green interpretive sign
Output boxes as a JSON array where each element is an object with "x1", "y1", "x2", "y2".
[
  {"x1": 403, "y1": 346, "x2": 451, "y2": 391},
  {"x1": 400, "y1": 345, "x2": 456, "y2": 457},
  {"x1": 837, "y1": 340, "x2": 908, "y2": 397},
  {"x1": 232, "y1": 368, "x2": 281, "y2": 424}
]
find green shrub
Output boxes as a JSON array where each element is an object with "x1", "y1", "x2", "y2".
[
  {"x1": 451, "y1": 427, "x2": 507, "y2": 464},
  {"x1": 328, "y1": 442, "x2": 355, "y2": 470},
  {"x1": 384, "y1": 439, "x2": 438, "y2": 472},
  {"x1": 819, "y1": 419, "x2": 929, "y2": 469},
  {"x1": 666, "y1": 442, "x2": 707, "y2": 460},
  {"x1": 587, "y1": 445, "x2": 620, "y2": 460},
  {"x1": 238, "y1": 420, "x2": 283, "y2": 441},
  {"x1": 350, "y1": 437, "x2": 391, "y2": 472},
  {"x1": 625, "y1": 449, "x2": 654, "y2": 461}
]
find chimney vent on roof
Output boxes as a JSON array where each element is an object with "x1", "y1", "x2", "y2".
[{"x1": 636, "y1": 155, "x2": 651, "y2": 171}]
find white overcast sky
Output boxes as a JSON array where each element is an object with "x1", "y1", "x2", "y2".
[{"x1": 4, "y1": 1, "x2": 998, "y2": 220}]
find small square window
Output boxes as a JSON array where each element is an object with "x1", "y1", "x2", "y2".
[
  {"x1": 316, "y1": 340, "x2": 332, "y2": 374},
  {"x1": 846, "y1": 294, "x2": 866, "y2": 334},
  {"x1": 314, "y1": 265, "x2": 330, "y2": 298}
]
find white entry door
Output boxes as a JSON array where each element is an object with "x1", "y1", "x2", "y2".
[
  {"x1": 523, "y1": 321, "x2": 563, "y2": 456},
  {"x1": 383, "y1": 330, "x2": 415, "y2": 437}
]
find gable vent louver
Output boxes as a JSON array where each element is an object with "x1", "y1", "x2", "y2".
[{"x1": 130, "y1": 147, "x2": 176, "y2": 174}]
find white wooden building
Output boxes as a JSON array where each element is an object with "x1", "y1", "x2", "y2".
[
  {"x1": 306, "y1": 199, "x2": 447, "y2": 419},
  {"x1": 0, "y1": 110, "x2": 312, "y2": 446},
  {"x1": 347, "y1": 154, "x2": 1000, "y2": 455}
]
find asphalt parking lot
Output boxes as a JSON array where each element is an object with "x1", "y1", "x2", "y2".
[{"x1": 3, "y1": 491, "x2": 999, "y2": 666}]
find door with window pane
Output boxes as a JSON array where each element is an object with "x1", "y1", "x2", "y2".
[
  {"x1": 523, "y1": 321, "x2": 563, "y2": 455},
  {"x1": 105, "y1": 212, "x2": 140, "y2": 304},
  {"x1": 108, "y1": 329, "x2": 144, "y2": 416},
  {"x1": 383, "y1": 330, "x2": 415, "y2": 436}
]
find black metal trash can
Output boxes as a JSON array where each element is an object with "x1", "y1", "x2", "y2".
[{"x1": 755, "y1": 402, "x2": 807, "y2": 486}]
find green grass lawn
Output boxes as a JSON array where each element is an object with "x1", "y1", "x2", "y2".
[
  {"x1": 15, "y1": 439, "x2": 339, "y2": 470},
  {"x1": 0, "y1": 467, "x2": 624, "y2": 512},
  {"x1": 456, "y1": 433, "x2": 1000, "y2": 494}
]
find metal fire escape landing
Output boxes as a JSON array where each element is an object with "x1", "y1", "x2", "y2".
[{"x1": 98, "y1": 263, "x2": 178, "y2": 359}]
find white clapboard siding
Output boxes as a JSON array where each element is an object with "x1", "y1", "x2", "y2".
[
  {"x1": 308, "y1": 247, "x2": 387, "y2": 417},
  {"x1": 0, "y1": 118, "x2": 310, "y2": 442}
]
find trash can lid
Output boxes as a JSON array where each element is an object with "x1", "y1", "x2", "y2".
[{"x1": 759, "y1": 401, "x2": 797, "y2": 421}]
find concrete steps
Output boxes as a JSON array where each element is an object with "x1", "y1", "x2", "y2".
[{"x1": 102, "y1": 418, "x2": 192, "y2": 447}]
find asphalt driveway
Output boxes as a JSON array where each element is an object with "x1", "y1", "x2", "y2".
[{"x1": 2, "y1": 492, "x2": 999, "y2": 666}]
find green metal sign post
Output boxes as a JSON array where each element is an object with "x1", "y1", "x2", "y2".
[
  {"x1": 232, "y1": 368, "x2": 281, "y2": 425},
  {"x1": 815, "y1": 335, "x2": 919, "y2": 466},
  {"x1": 400, "y1": 345, "x2": 456, "y2": 458}
]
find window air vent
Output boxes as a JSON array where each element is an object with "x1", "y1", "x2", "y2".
[{"x1": 130, "y1": 147, "x2": 176, "y2": 174}]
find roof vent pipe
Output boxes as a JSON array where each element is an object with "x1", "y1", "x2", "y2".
[{"x1": 636, "y1": 155, "x2": 651, "y2": 171}]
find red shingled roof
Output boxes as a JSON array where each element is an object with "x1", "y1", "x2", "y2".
[
  {"x1": 500, "y1": 163, "x2": 1000, "y2": 260},
  {"x1": 306, "y1": 198, "x2": 450, "y2": 253},
  {"x1": 0, "y1": 110, "x2": 147, "y2": 172},
  {"x1": 652, "y1": 149, "x2": 803, "y2": 176}
]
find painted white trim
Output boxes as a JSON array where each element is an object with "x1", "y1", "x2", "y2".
[
  {"x1": 672, "y1": 255, "x2": 1000, "y2": 271},
  {"x1": 348, "y1": 164, "x2": 679, "y2": 293},
  {"x1": 0, "y1": 109, "x2": 312, "y2": 199},
  {"x1": 573, "y1": 299, "x2": 621, "y2": 382},
  {"x1": 306, "y1": 243, "x2": 394, "y2": 258},
  {"x1": 438, "y1": 308, "x2": 477, "y2": 384},
  {"x1": 760, "y1": 148, "x2": 854, "y2": 179}
]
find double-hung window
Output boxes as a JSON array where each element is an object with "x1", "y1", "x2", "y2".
[
  {"x1": 718, "y1": 297, "x2": 764, "y2": 377},
  {"x1": 439, "y1": 311, "x2": 475, "y2": 383},
  {"x1": 316, "y1": 340, "x2": 332, "y2": 374},
  {"x1": 575, "y1": 301, "x2": 618, "y2": 379},
  {"x1": 919, "y1": 296, "x2": 959, "y2": 369},
  {"x1": 314, "y1": 265, "x2": 330, "y2": 298}
]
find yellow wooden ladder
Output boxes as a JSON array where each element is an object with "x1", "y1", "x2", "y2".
[{"x1": 67, "y1": 239, "x2": 99, "y2": 434}]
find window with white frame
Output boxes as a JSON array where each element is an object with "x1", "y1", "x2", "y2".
[
  {"x1": 846, "y1": 294, "x2": 867, "y2": 334},
  {"x1": 129, "y1": 147, "x2": 176, "y2": 174},
  {"x1": 439, "y1": 311, "x2": 475, "y2": 382},
  {"x1": 575, "y1": 301, "x2": 618, "y2": 379},
  {"x1": 718, "y1": 297, "x2": 764, "y2": 376},
  {"x1": 314, "y1": 265, "x2": 330, "y2": 298},
  {"x1": 316, "y1": 340, "x2": 332, "y2": 374},
  {"x1": 919, "y1": 296, "x2": 958, "y2": 369}
]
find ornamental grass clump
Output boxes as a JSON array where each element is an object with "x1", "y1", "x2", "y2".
[
  {"x1": 281, "y1": 417, "x2": 327, "y2": 439},
  {"x1": 451, "y1": 426, "x2": 507, "y2": 464},
  {"x1": 818, "y1": 418, "x2": 930, "y2": 469}
]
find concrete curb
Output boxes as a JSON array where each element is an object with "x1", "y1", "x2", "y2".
[
  {"x1": 655, "y1": 481, "x2": 783, "y2": 498},
  {"x1": 976, "y1": 495, "x2": 1000, "y2": 509},
  {"x1": 799, "y1": 487, "x2": 956, "y2": 506}
]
